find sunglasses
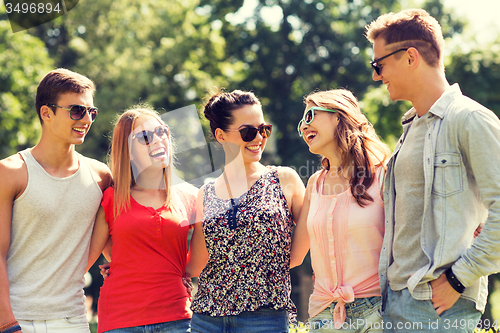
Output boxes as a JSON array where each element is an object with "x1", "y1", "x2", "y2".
[
  {"x1": 297, "y1": 106, "x2": 338, "y2": 137},
  {"x1": 132, "y1": 125, "x2": 170, "y2": 145},
  {"x1": 370, "y1": 48, "x2": 408, "y2": 75},
  {"x1": 225, "y1": 124, "x2": 272, "y2": 142},
  {"x1": 47, "y1": 104, "x2": 98, "y2": 122}
]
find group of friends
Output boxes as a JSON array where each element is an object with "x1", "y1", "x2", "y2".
[{"x1": 1, "y1": 8, "x2": 500, "y2": 333}]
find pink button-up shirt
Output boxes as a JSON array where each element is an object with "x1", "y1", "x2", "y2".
[{"x1": 307, "y1": 169, "x2": 384, "y2": 327}]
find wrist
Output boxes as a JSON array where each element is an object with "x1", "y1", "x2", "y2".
[
  {"x1": 445, "y1": 267, "x2": 465, "y2": 294},
  {"x1": 0, "y1": 321, "x2": 21, "y2": 333}
]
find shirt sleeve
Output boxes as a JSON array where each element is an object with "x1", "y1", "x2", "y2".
[
  {"x1": 453, "y1": 109, "x2": 500, "y2": 286},
  {"x1": 101, "y1": 187, "x2": 116, "y2": 228}
]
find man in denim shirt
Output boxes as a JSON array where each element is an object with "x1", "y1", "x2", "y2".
[{"x1": 365, "y1": 9, "x2": 500, "y2": 332}]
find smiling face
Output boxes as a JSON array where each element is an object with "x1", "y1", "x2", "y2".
[
  {"x1": 299, "y1": 102, "x2": 339, "y2": 157},
  {"x1": 372, "y1": 37, "x2": 410, "y2": 101},
  {"x1": 129, "y1": 115, "x2": 171, "y2": 176},
  {"x1": 218, "y1": 104, "x2": 268, "y2": 165},
  {"x1": 42, "y1": 90, "x2": 94, "y2": 146}
]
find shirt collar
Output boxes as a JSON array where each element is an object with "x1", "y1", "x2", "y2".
[
  {"x1": 401, "y1": 83, "x2": 462, "y2": 125},
  {"x1": 428, "y1": 83, "x2": 462, "y2": 119}
]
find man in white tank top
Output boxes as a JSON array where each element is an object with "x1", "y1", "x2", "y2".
[{"x1": 0, "y1": 69, "x2": 112, "y2": 333}]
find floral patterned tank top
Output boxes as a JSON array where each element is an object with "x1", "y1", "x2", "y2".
[{"x1": 191, "y1": 168, "x2": 296, "y2": 318}]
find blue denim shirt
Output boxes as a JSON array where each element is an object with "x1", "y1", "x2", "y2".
[{"x1": 380, "y1": 84, "x2": 500, "y2": 312}]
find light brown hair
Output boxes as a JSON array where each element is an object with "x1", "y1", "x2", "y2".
[
  {"x1": 365, "y1": 9, "x2": 445, "y2": 68},
  {"x1": 109, "y1": 106, "x2": 175, "y2": 218},
  {"x1": 35, "y1": 68, "x2": 95, "y2": 123},
  {"x1": 304, "y1": 89, "x2": 391, "y2": 207}
]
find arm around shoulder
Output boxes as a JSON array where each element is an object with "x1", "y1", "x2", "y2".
[
  {"x1": 290, "y1": 174, "x2": 315, "y2": 268},
  {"x1": 185, "y1": 186, "x2": 209, "y2": 278},
  {"x1": 87, "y1": 206, "x2": 110, "y2": 271},
  {"x1": 277, "y1": 166, "x2": 305, "y2": 223}
]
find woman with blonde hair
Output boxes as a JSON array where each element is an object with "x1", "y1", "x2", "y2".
[
  {"x1": 87, "y1": 105, "x2": 197, "y2": 333},
  {"x1": 291, "y1": 89, "x2": 391, "y2": 332}
]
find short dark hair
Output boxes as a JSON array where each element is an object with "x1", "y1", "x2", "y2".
[{"x1": 35, "y1": 68, "x2": 95, "y2": 123}]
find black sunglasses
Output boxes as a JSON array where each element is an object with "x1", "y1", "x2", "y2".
[
  {"x1": 297, "y1": 106, "x2": 338, "y2": 137},
  {"x1": 47, "y1": 104, "x2": 98, "y2": 122},
  {"x1": 370, "y1": 48, "x2": 408, "y2": 75},
  {"x1": 132, "y1": 125, "x2": 170, "y2": 145},
  {"x1": 225, "y1": 124, "x2": 272, "y2": 142}
]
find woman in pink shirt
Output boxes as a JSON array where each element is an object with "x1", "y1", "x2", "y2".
[{"x1": 291, "y1": 89, "x2": 391, "y2": 332}]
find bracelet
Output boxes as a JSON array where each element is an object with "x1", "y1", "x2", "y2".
[
  {"x1": 445, "y1": 267, "x2": 465, "y2": 293},
  {"x1": 2, "y1": 325, "x2": 22, "y2": 333},
  {"x1": 0, "y1": 321, "x2": 18, "y2": 331}
]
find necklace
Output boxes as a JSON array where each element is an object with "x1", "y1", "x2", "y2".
[{"x1": 222, "y1": 172, "x2": 240, "y2": 230}]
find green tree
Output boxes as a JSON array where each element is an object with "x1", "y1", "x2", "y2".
[
  {"x1": 193, "y1": 0, "x2": 408, "y2": 174},
  {"x1": 26, "y1": 0, "x2": 234, "y2": 167},
  {"x1": 0, "y1": 17, "x2": 53, "y2": 158}
]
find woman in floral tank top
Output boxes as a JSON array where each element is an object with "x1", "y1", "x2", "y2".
[{"x1": 186, "y1": 89, "x2": 305, "y2": 333}]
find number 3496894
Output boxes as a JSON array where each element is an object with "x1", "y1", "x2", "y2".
[{"x1": 5, "y1": 2, "x2": 61, "y2": 14}]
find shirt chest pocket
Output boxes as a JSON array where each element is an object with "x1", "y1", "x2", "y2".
[{"x1": 432, "y1": 152, "x2": 463, "y2": 197}]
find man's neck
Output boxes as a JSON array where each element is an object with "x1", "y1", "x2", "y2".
[
  {"x1": 30, "y1": 138, "x2": 79, "y2": 177},
  {"x1": 410, "y1": 71, "x2": 450, "y2": 117}
]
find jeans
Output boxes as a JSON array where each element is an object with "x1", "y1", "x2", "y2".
[
  {"x1": 383, "y1": 287, "x2": 481, "y2": 332},
  {"x1": 308, "y1": 296, "x2": 383, "y2": 333},
  {"x1": 105, "y1": 319, "x2": 191, "y2": 333},
  {"x1": 18, "y1": 314, "x2": 90, "y2": 333},
  {"x1": 191, "y1": 307, "x2": 289, "y2": 333}
]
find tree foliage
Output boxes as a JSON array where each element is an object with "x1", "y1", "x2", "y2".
[
  {"x1": 25, "y1": 0, "x2": 233, "y2": 163},
  {"x1": 0, "y1": 17, "x2": 53, "y2": 158}
]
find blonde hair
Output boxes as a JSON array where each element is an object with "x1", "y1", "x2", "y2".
[
  {"x1": 365, "y1": 9, "x2": 445, "y2": 68},
  {"x1": 109, "y1": 105, "x2": 174, "y2": 218},
  {"x1": 304, "y1": 89, "x2": 391, "y2": 207}
]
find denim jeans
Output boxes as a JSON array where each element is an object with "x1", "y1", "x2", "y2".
[
  {"x1": 19, "y1": 314, "x2": 90, "y2": 333},
  {"x1": 105, "y1": 319, "x2": 191, "y2": 333},
  {"x1": 307, "y1": 296, "x2": 383, "y2": 333},
  {"x1": 191, "y1": 307, "x2": 289, "y2": 333},
  {"x1": 383, "y1": 287, "x2": 481, "y2": 332}
]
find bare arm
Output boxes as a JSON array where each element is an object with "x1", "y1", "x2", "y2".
[
  {"x1": 0, "y1": 155, "x2": 27, "y2": 326},
  {"x1": 290, "y1": 175, "x2": 313, "y2": 268},
  {"x1": 278, "y1": 167, "x2": 305, "y2": 224},
  {"x1": 86, "y1": 206, "x2": 110, "y2": 271},
  {"x1": 185, "y1": 187, "x2": 208, "y2": 278}
]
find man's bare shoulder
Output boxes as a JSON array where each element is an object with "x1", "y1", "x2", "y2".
[
  {"x1": 84, "y1": 157, "x2": 112, "y2": 192},
  {"x1": 0, "y1": 152, "x2": 28, "y2": 199}
]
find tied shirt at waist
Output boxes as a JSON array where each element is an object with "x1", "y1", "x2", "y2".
[
  {"x1": 306, "y1": 169, "x2": 384, "y2": 325},
  {"x1": 310, "y1": 284, "x2": 354, "y2": 328}
]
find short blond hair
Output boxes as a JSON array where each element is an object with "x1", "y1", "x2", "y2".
[{"x1": 365, "y1": 9, "x2": 445, "y2": 68}]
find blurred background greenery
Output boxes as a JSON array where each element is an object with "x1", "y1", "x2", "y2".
[{"x1": 1, "y1": 0, "x2": 499, "y2": 325}]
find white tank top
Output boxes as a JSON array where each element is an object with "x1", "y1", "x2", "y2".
[{"x1": 8, "y1": 148, "x2": 102, "y2": 319}]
